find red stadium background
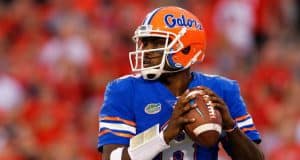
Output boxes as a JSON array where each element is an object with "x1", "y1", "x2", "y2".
[{"x1": 0, "y1": 0, "x2": 299, "y2": 159}]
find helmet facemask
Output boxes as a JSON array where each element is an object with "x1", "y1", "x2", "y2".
[{"x1": 129, "y1": 25, "x2": 187, "y2": 80}]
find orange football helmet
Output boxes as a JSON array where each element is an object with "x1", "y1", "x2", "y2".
[{"x1": 129, "y1": 6, "x2": 206, "y2": 80}]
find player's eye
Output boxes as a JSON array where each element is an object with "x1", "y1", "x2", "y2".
[
  {"x1": 144, "y1": 52, "x2": 163, "y2": 59},
  {"x1": 141, "y1": 37, "x2": 166, "y2": 48}
]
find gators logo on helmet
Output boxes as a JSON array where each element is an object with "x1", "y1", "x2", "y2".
[{"x1": 164, "y1": 14, "x2": 202, "y2": 29}]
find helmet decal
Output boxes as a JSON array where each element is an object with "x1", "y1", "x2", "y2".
[
  {"x1": 164, "y1": 14, "x2": 202, "y2": 29},
  {"x1": 167, "y1": 54, "x2": 183, "y2": 69}
]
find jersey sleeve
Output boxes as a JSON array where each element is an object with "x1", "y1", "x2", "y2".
[
  {"x1": 98, "y1": 79, "x2": 136, "y2": 150},
  {"x1": 222, "y1": 80, "x2": 261, "y2": 143}
]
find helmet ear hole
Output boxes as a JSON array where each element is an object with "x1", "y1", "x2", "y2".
[{"x1": 181, "y1": 46, "x2": 191, "y2": 54}]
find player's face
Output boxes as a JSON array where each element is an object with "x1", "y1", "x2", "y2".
[{"x1": 140, "y1": 37, "x2": 165, "y2": 68}]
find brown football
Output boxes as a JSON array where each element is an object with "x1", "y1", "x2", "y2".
[{"x1": 184, "y1": 89, "x2": 222, "y2": 148}]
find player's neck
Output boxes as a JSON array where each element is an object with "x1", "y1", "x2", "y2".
[{"x1": 159, "y1": 69, "x2": 192, "y2": 97}]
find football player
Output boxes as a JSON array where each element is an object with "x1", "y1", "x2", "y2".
[{"x1": 98, "y1": 6, "x2": 264, "y2": 160}]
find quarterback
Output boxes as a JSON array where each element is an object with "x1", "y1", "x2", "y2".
[{"x1": 98, "y1": 6, "x2": 264, "y2": 160}]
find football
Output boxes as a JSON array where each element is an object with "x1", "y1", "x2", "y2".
[{"x1": 184, "y1": 89, "x2": 222, "y2": 148}]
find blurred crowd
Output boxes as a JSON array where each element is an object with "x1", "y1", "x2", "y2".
[{"x1": 0, "y1": 0, "x2": 299, "y2": 159}]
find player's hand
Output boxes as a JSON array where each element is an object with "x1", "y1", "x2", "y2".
[
  {"x1": 163, "y1": 89, "x2": 197, "y2": 144},
  {"x1": 195, "y1": 86, "x2": 235, "y2": 130}
]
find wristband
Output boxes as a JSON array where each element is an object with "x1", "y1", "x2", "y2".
[
  {"x1": 110, "y1": 147, "x2": 124, "y2": 160},
  {"x1": 128, "y1": 124, "x2": 170, "y2": 160}
]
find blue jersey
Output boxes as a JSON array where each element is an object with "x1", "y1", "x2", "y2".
[{"x1": 98, "y1": 72, "x2": 261, "y2": 160}]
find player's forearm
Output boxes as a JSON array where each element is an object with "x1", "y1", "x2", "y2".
[
  {"x1": 121, "y1": 148, "x2": 131, "y2": 160},
  {"x1": 223, "y1": 128, "x2": 264, "y2": 160}
]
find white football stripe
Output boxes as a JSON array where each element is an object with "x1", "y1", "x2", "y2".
[
  {"x1": 100, "y1": 122, "x2": 136, "y2": 134},
  {"x1": 193, "y1": 123, "x2": 222, "y2": 136},
  {"x1": 237, "y1": 118, "x2": 253, "y2": 128}
]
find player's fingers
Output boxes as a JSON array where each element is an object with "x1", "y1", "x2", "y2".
[
  {"x1": 175, "y1": 89, "x2": 190, "y2": 105},
  {"x1": 210, "y1": 102, "x2": 235, "y2": 127},
  {"x1": 181, "y1": 103, "x2": 197, "y2": 115},
  {"x1": 195, "y1": 86, "x2": 210, "y2": 94},
  {"x1": 196, "y1": 87, "x2": 225, "y2": 104},
  {"x1": 202, "y1": 94, "x2": 210, "y2": 101},
  {"x1": 178, "y1": 117, "x2": 195, "y2": 125},
  {"x1": 176, "y1": 89, "x2": 197, "y2": 108},
  {"x1": 203, "y1": 95, "x2": 226, "y2": 106},
  {"x1": 204, "y1": 90, "x2": 217, "y2": 97},
  {"x1": 181, "y1": 88, "x2": 192, "y2": 98},
  {"x1": 184, "y1": 94, "x2": 197, "y2": 104},
  {"x1": 182, "y1": 89, "x2": 198, "y2": 104},
  {"x1": 196, "y1": 86, "x2": 217, "y2": 97},
  {"x1": 209, "y1": 102, "x2": 227, "y2": 114},
  {"x1": 184, "y1": 118, "x2": 196, "y2": 124}
]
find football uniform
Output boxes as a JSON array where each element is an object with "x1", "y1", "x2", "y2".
[{"x1": 98, "y1": 72, "x2": 261, "y2": 160}]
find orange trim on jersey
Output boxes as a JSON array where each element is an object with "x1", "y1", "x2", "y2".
[
  {"x1": 161, "y1": 120, "x2": 169, "y2": 130},
  {"x1": 241, "y1": 126, "x2": 256, "y2": 132},
  {"x1": 99, "y1": 116, "x2": 136, "y2": 127},
  {"x1": 235, "y1": 114, "x2": 250, "y2": 122},
  {"x1": 98, "y1": 129, "x2": 134, "y2": 138}
]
